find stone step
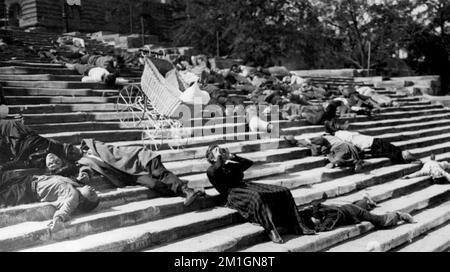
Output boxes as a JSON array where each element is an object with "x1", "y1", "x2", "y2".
[
  {"x1": 155, "y1": 119, "x2": 450, "y2": 163},
  {"x1": 0, "y1": 186, "x2": 155, "y2": 228},
  {"x1": 326, "y1": 195, "x2": 450, "y2": 252},
  {"x1": 1, "y1": 81, "x2": 104, "y2": 89},
  {"x1": 18, "y1": 207, "x2": 241, "y2": 252},
  {"x1": 378, "y1": 104, "x2": 442, "y2": 113},
  {"x1": 7, "y1": 96, "x2": 117, "y2": 105},
  {"x1": 396, "y1": 222, "x2": 450, "y2": 252},
  {"x1": 240, "y1": 185, "x2": 450, "y2": 252},
  {"x1": 183, "y1": 133, "x2": 450, "y2": 189},
  {"x1": 7, "y1": 131, "x2": 448, "y2": 251},
  {"x1": 3, "y1": 87, "x2": 112, "y2": 97},
  {"x1": 0, "y1": 192, "x2": 221, "y2": 252}
]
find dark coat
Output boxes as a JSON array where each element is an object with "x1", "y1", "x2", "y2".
[{"x1": 79, "y1": 139, "x2": 160, "y2": 188}]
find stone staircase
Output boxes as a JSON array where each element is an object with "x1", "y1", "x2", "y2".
[{"x1": 2, "y1": 31, "x2": 450, "y2": 252}]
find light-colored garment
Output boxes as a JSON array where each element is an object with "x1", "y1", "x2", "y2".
[
  {"x1": 356, "y1": 87, "x2": 392, "y2": 106},
  {"x1": 335, "y1": 130, "x2": 374, "y2": 150},
  {"x1": 81, "y1": 67, "x2": 110, "y2": 83},
  {"x1": 179, "y1": 82, "x2": 210, "y2": 105},
  {"x1": 409, "y1": 160, "x2": 450, "y2": 179},
  {"x1": 0, "y1": 104, "x2": 8, "y2": 119}
]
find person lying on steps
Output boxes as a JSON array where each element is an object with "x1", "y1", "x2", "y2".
[
  {"x1": 325, "y1": 123, "x2": 421, "y2": 166},
  {"x1": 205, "y1": 145, "x2": 315, "y2": 244},
  {"x1": 403, "y1": 154, "x2": 450, "y2": 184},
  {"x1": 300, "y1": 193, "x2": 415, "y2": 233},
  {"x1": 0, "y1": 119, "x2": 83, "y2": 176},
  {"x1": 0, "y1": 164, "x2": 99, "y2": 232}
]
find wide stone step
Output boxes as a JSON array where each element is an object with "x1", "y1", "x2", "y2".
[
  {"x1": 396, "y1": 222, "x2": 450, "y2": 252},
  {"x1": 378, "y1": 104, "x2": 442, "y2": 113},
  {"x1": 241, "y1": 185, "x2": 450, "y2": 252},
  {"x1": 7, "y1": 131, "x2": 447, "y2": 244},
  {"x1": 30, "y1": 105, "x2": 449, "y2": 135},
  {"x1": 24, "y1": 180, "x2": 449, "y2": 252},
  {"x1": 108, "y1": 112, "x2": 450, "y2": 153},
  {"x1": 18, "y1": 207, "x2": 241, "y2": 252},
  {"x1": 0, "y1": 74, "x2": 83, "y2": 81}
]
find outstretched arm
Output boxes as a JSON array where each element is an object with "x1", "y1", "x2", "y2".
[{"x1": 404, "y1": 170, "x2": 427, "y2": 179}]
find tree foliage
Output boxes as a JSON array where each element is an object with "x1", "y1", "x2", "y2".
[{"x1": 171, "y1": 0, "x2": 450, "y2": 93}]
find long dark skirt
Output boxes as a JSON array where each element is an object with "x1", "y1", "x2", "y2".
[{"x1": 227, "y1": 182, "x2": 302, "y2": 234}]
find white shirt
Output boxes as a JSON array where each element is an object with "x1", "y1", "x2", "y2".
[
  {"x1": 335, "y1": 131, "x2": 374, "y2": 150},
  {"x1": 82, "y1": 67, "x2": 110, "y2": 83},
  {"x1": 411, "y1": 160, "x2": 450, "y2": 179}
]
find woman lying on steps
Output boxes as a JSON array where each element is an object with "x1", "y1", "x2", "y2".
[{"x1": 205, "y1": 145, "x2": 315, "y2": 244}]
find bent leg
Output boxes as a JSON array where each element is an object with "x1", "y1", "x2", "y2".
[{"x1": 147, "y1": 156, "x2": 186, "y2": 196}]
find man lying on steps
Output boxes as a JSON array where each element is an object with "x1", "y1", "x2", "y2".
[
  {"x1": 403, "y1": 154, "x2": 450, "y2": 184},
  {"x1": 299, "y1": 193, "x2": 414, "y2": 233},
  {"x1": 77, "y1": 139, "x2": 204, "y2": 206},
  {"x1": 0, "y1": 155, "x2": 99, "y2": 232},
  {"x1": 0, "y1": 120, "x2": 202, "y2": 207},
  {"x1": 325, "y1": 123, "x2": 421, "y2": 166},
  {"x1": 285, "y1": 134, "x2": 365, "y2": 172}
]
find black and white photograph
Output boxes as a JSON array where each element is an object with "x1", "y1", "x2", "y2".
[{"x1": 0, "y1": 0, "x2": 449, "y2": 256}]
